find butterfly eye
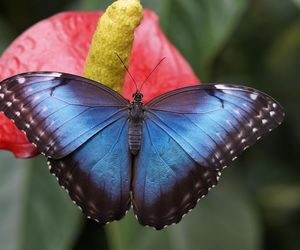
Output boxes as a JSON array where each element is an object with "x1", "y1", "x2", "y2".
[{"x1": 133, "y1": 92, "x2": 143, "y2": 101}]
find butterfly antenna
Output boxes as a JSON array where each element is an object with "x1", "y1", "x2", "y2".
[
  {"x1": 139, "y1": 57, "x2": 166, "y2": 92},
  {"x1": 115, "y1": 53, "x2": 138, "y2": 91}
]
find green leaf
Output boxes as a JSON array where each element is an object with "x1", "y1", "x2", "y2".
[
  {"x1": 0, "y1": 152, "x2": 82, "y2": 250},
  {"x1": 291, "y1": 0, "x2": 300, "y2": 9},
  {"x1": 71, "y1": 0, "x2": 109, "y2": 10},
  {"x1": 265, "y1": 18, "x2": 300, "y2": 143},
  {"x1": 266, "y1": 19, "x2": 300, "y2": 79},
  {"x1": 0, "y1": 17, "x2": 15, "y2": 54},
  {"x1": 142, "y1": 0, "x2": 249, "y2": 80},
  {"x1": 106, "y1": 174, "x2": 261, "y2": 250}
]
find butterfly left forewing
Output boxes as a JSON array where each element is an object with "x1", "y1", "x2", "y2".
[
  {"x1": 132, "y1": 84, "x2": 284, "y2": 229},
  {"x1": 0, "y1": 72, "x2": 129, "y2": 159}
]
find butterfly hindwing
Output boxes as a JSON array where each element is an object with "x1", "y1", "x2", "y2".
[
  {"x1": 0, "y1": 72, "x2": 129, "y2": 159},
  {"x1": 132, "y1": 118, "x2": 219, "y2": 229},
  {"x1": 48, "y1": 116, "x2": 132, "y2": 223},
  {"x1": 132, "y1": 84, "x2": 284, "y2": 229}
]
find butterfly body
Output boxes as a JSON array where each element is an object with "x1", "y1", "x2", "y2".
[
  {"x1": 128, "y1": 92, "x2": 144, "y2": 155},
  {"x1": 0, "y1": 72, "x2": 284, "y2": 229}
]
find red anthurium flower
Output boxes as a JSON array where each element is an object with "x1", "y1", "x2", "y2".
[{"x1": 0, "y1": 9, "x2": 199, "y2": 158}]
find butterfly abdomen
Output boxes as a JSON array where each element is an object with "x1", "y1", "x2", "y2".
[
  {"x1": 129, "y1": 101, "x2": 144, "y2": 155},
  {"x1": 128, "y1": 121, "x2": 142, "y2": 155}
]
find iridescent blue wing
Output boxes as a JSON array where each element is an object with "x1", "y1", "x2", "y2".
[
  {"x1": 48, "y1": 117, "x2": 131, "y2": 223},
  {"x1": 0, "y1": 72, "x2": 129, "y2": 158},
  {"x1": 132, "y1": 84, "x2": 284, "y2": 229},
  {"x1": 0, "y1": 72, "x2": 132, "y2": 223}
]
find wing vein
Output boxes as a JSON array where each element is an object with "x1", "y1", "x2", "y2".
[
  {"x1": 89, "y1": 118, "x2": 128, "y2": 174},
  {"x1": 144, "y1": 121, "x2": 178, "y2": 177},
  {"x1": 182, "y1": 114, "x2": 222, "y2": 163},
  {"x1": 146, "y1": 111, "x2": 210, "y2": 166},
  {"x1": 147, "y1": 107, "x2": 221, "y2": 114},
  {"x1": 49, "y1": 108, "x2": 128, "y2": 155}
]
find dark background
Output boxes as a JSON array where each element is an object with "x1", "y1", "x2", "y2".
[{"x1": 0, "y1": 0, "x2": 299, "y2": 249}]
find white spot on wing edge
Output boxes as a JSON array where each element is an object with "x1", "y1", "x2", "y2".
[
  {"x1": 50, "y1": 72, "x2": 62, "y2": 77},
  {"x1": 250, "y1": 93, "x2": 258, "y2": 100},
  {"x1": 215, "y1": 84, "x2": 227, "y2": 90},
  {"x1": 17, "y1": 77, "x2": 26, "y2": 84},
  {"x1": 47, "y1": 161, "x2": 52, "y2": 170}
]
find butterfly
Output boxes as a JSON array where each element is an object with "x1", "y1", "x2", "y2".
[{"x1": 0, "y1": 71, "x2": 284, "y2": 229}]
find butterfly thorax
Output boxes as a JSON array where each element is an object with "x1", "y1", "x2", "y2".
[{"x1": 128, "y1": 92, "x2": 144, "y2": 155}]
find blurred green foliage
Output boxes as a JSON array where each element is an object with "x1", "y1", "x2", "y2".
[{"x1": 0, "y1": 0, "x2": 299, "y2": 250}]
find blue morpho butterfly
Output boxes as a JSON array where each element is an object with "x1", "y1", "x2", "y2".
[{"x1": 0, "y1": 66, "x2": 284, "y2": 230}]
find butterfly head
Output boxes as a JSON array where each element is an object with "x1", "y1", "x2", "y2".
[{"x1": 133, "y1": 91, "x2": 143, "y2": 102}]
